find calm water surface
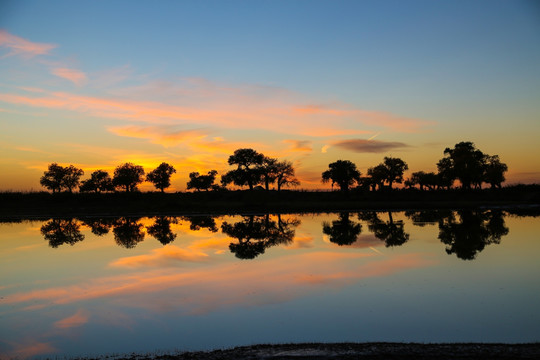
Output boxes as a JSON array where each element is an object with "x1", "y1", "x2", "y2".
[{"x1": 1, "y1": 211, "x2": 539, "y2": 358}]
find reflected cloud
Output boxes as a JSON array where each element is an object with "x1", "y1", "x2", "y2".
[{"x1": 110, "y1": 245, "x2": 209, "y2": 268}]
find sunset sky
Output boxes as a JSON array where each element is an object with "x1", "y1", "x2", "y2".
[{"x1": 1, "y1": 0, "x2": 539, "y2": 191}]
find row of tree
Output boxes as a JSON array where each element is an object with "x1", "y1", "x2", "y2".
[
  {"x1": 39, "y1": 141, "x2": 508, "y2": 193},
  {"x1": 320, "y1": 141, "x2": 508, "y2": 191}
]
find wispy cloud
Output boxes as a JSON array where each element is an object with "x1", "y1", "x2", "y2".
[
  {"x1": 107, "y1": 125, "x2": 207, "y2": 147},
  {"x1": 0, "y1": 29, "x2": 57, "y2": 58},
  {"x1": 332, "y1": 139, "x2": 410, "y2": 153},
  {"x1": 54, "y1": 309, "x2": 89, "y2": 329},
  {"x1": 51, "y1": 67, "x2": 88, "y2": 86},
  {"x1": 283, "y1": 139, "x2": 312, "y2": 152}
]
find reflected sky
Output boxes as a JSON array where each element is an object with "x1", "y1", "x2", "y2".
[{"x1": 1, "y1": 211, "x2": 539, "y2": 358}]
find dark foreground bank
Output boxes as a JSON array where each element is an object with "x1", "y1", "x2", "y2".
[
  {"x1": 79, "y1": 343, "x2": 540, "y2": 360},
  {"x1": 2, "y1": 184, "x2": 540, "y2": 217}
]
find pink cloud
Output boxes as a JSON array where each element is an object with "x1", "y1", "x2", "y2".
[
  {"x1": 0, "y1": 29, "x2": 57, "y2": 58},
  {"x1": 54, "y1": 309, "x2": 89, "y2": 329},
  {"x1": 51, "y1": 68, "x2": 88, "y2": 86}
]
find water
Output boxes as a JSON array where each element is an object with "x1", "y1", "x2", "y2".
[{"x1": 1, "y1": 210, "x2": 539, "y2": 358}]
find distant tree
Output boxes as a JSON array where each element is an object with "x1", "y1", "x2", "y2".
[
  {"x1": 483, "y1": 155, "x2": 508, "y2": 189},
  {"x1": 113, "y1": 163, "x2": 145, "y2": 192},
  {"x1": 361, "y1": 211, "x2": 409, "y2": 247},
  {"x1": 436, "y1": 157, "x2": 454, "y2": 190},
  {"x1": 146, "y1": 162, "x2": 176, "y2": 192},
  {"x1": 367, "y1": 164, "x2": 387, "y2": 191},
  {"x1": 222, "y1": 148, "x2": 264, "y2": 190},
  {"x1": 441, "y1": 142, "x2": 486, "y2": 190},
  {"x1": 322, "y1": 160, "x2": 361, "y2": 192},
  {"x1": 62, "y1": 165, "x2": 84, "y2": 193},
  {"x1": 40, "y1": 163, "x2": 66, "y2": 193},
  {"x1": 274, "y1": 160, "x2": 300, "y2": 191},
  {"x1": 187, "y1": 170, "x2": 218, "y2": 191},
  {"x1": 80, "y1": 170, "x2": 114, "y2": 193},
  {"x1": 409, "y1": 171, "x2": 438, "y2": 190}
]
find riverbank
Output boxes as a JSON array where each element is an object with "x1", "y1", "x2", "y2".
[
  {"x1": 79, "y1": 342, "x2": 540, "y2": 360},
  {"x1": 1, "y1": 185, "x2": 539, "y2": 217}
]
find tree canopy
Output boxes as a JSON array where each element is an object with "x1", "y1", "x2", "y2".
[
  {"x1": 113, "y1": 163, "x2": 145, "y2": 192},
  {"x1": 321, "y1": 160, "x2": 361, "y2": 192},
  {"x1": 146, "y1": 162, "x2": 176, "y2": 192},
  {"x1": 40, "y1": 163, "x2": 84, "y2": 193}
]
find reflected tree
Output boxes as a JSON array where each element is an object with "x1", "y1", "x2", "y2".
[
  {"x1": 405, "y1": 210, "x2": 452, "y2": 227},
  {"x1": 113, "y1": 217, "x2": 145, "y2": 248},
  {"x1": 79, "y1": 217, "x2": 115, "y2": 236},
  {"x1": 322, "y1": 212, "x2": 362, "y2": 246},
  {"x1": 41, "y1": 219, "x2": 85, "y2": 248},
  {"x1": 222, "y1": 214, "x2": 300, "y2": 259},
  {"x1": 183, "y1": 216, "x2": 219, "y2": 232},
  {"x1": 438, "y1": 210, "x2": 508, "y2": 260},
  {"x1": 360, "y1": 211, "x2": 409, "y2": 247},
  {"x1": 147, "y1": 216, "x2": 177, "y2": 245}
]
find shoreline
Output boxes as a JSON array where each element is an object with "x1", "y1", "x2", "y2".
[{"x1": 74, "y1": 342, "x2": 540, "y2": 360}]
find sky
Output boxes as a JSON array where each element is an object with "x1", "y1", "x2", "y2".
[{"x1": 1, "y1": 0, "x2": 539, "y2": 191}]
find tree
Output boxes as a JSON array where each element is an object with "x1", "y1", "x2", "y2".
[
  {"x1": 367, "y1": 164, "x2": 388, "y2": 191},
  {"x1": 80, "y1": 170, "x2": 114, "y2": 193},
  {"x1": 146, "y1": 162, "x2": 176, "y2": 192},
  {"x1": 321, "y1": 160, "x2": 361, "y2": 192},
  {"x1": 259, "y1": 157, "x2": 278, "y2": 190},
  {"x1": 40, "y1": 163, "x2": 83, "y2": 193},
  {"x1": 322, "y1": 212, "x2": 362, "y2": 246},
  {"x1": 113, "y1": 217, "x2": 145, "y2": 248},
  {"x1": 113, "y1": 163, "x2": 145, "y2": 192},
  {"x1": 147, "y1": 216, "x2": 177, "y2": 245},
  {"x1": 41, "y1": 219, "x2": 85, "y2": 248},
  {"x1": 441, "y1": 142, "x2": 486, "y2": 190},
  {"x1": 369, "y1": 157, "x2": 408, "y2": 190},
  {"x1": 274, "y1": 160, "x2": 300, "y2": 191},
  {"x1": 40, "y1": 163, "x2": 66, "y2": 193},
  {"x1": 222, "y1": 148, "x2": 264, "y2": 190},
  {"x1": 436, "y1": 157, "x2": 454, "y2": 190},
  {"x1": 409, "y1": 171, "x2": 438, "y2": 190},
  {"x1": 187, "y1": 170, "x2": 218, "y2": 191},
  {"x1": 483, "y1": 155, "x2": 508, "y2": 189}
]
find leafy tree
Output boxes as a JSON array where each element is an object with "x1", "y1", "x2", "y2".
[
  {"x1": 146, "y1": 162, "x2": 176, "y2": 192},
  {"x1": 183, "y1": 215, "x2": 218, "y2": 232},
  {"x1": 80, "y1": 170, "x2": 114, "y2": 193},
  {"x1": 436, "y1": 157, "x2": 454, "y2": 190},
  {"x1": 322, "y1": 212, "x2": 362, "y2": 246},
  {"x1": 113, "y1": 217, "x2": 145, "y2": 248},
  {"x1": 222, "y1": 148, "x2": 264, "y2": 190},
  {"x1": 187, "y1": 170, "x2": 218, "y2": 191},
  {"x1": 369, "y1": 157, "x2": 408, "y2": 190},
  {"x1": 321, "y1": 160, "x2": 361, "y2": 192},
  {"x1": 441, "y1": 142, "x2": 486, "y2": 190},
  {"x1": 361, "y1": 212, "x2": 409, "y2": 247},
  {"x1": 80, "y1": 217, "x2": 115, "y2": 236},
  {"x1": 483, "y1": 155, "x2": 508, "y2": 189},
  {"x1": 40, "y1": 163, "x2": 83, "y2": 193},
  {"x1": 274, "y1": 160, "x2": 300, "y2": 191},
  {"x1": 366, "y1": 164, "x2": 387, "y2": 191},
  {"x1": 113, "y1": 162, "x2": 145, "y2": 192},
  {"x1": 40, "y1": 163, "x2": 66, "y2": 193},
  {"x1": 409, "y1": 171, "x2": 438, "y2": 190},
  {"x1": 259, "y1": 157, "x2": 278, "y2": 190}
]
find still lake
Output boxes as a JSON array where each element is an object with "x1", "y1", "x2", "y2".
[{"x1": 1, "y1": 210, "x2": 539, "y2": 358}]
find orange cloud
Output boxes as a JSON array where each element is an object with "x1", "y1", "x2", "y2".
[
  {"x1": 108, "y1": 125, "x2": 207, "y2": 147},
  {"x1": 51, "y1": 68, "x2": 88, "y2": 86},
  {"x1": 0, "y1": 30, "x2": 57, "y2": 58},
  {"x1": 54, "y1": 309, "x2": 89, "y2": 329},
  {"x1": 283, "y1": 139, "x2": 312, "y2": 152},
  {"x1": 7, "y1": 341, "x2": 56, "y2": 359}
]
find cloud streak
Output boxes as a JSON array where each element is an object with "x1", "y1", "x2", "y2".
[
  {"x1": 0, "y1": 30, "x2": 57, "y2": 58},
  {"x1": 332, "y1": 139, "x2": 410, "y2": 153},
  {"x1": 51, "y1": 68, "x2": 88, "y2": 86}
]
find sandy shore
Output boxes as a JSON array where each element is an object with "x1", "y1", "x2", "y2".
[{"x1": 93, "y1": 343, "x2": 540, "y2": 360}]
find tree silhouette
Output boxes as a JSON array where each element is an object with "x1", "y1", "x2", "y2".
[
  {"x1": 436, "y1": 157, "x2": 454, "y2": 190},
  {"x1": 146, "y1": 162, "x2": 176, "y2": 192},
  {"x1": 483, "y1": 155, "x2": 508, "y2": 189},
  {"x1": 222, "y1": 214, "x2": 300, "y2": 259},
  {"x1": 366, "y1": 164, "x2": 387, "y2": 191},
  {"x1": 183, "y1": 215, "x2": 219, "y2": 232},
  {"x1": 360, "y1": 211, "x2": 409, "y2": 247},
  {"x1": 322, "y1": 212, "x2": 362, "y2": 246},
  {"x1": 113, "y1": 163, "x2": 145, "y2": 192},
  {"x1": 438, "y1": 210, "x2": 508, "y2": 260},
  {"x1": 40, "y1": 163, "x2": 84, "y2": 193},
  {"x1": 441, "y1": 142, "x2": 486, "y2": 189},
  {"x1": 187, "y1": 170, "x2": 219, "y2": 191},
  {"x1": 41, "y1": 219, "x2": 85, "y2": 248},
  {"x1": 408, "y1": 171, "x2": 438, "y2": 190},
  {"x1": 222, "y1": 148, "x2": 264, "y2": 190},
  {"x1": 275, "y1": 160, "x2": 300, "y2": 191},
  {"x1": 147, "y1": 216, "x2": 177, "y2": 245},
  {"x1": 368, "y1": 157, "x2": 408, "y2": 190},
  {"x1": 322, "y1": 160, "x2": 361, "y2": 192},
  {"x1": 80, "y1": 170, "x2": 114, "y2": 193},
  {"x1": 113, "y1": 217, "x2": 145, "y2": 248},
  {"x1": 259, "y1": 157, "x2": 278, "y2": 190},
  {"x1": 80, "y1": 217, "x2": 115, "y2": 236}
]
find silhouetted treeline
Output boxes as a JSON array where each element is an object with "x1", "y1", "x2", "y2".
[
  {"x1": 37, "y1": 141, "x2": 510, "y2": 194},
  {"x1": 30, "y1": 209, "x2": 533, "y2": 260}
]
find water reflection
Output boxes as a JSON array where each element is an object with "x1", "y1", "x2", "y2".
[
  {"x1": 35, "y1": 210, "x2": 517, "y2": 260},
  {"x1": 360, "y1": 211, "x2": 409, "y2": 247},
  {"x1": 222, "y1": 214, "x2": 300, "y2": 259},
  {"x1": 322, "y1": 212, "x2": 362, "y2": 246},
  {"x1": 40, "y1": 219, "x2": 85, "y2": 248}
]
